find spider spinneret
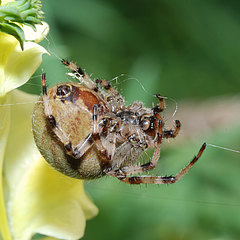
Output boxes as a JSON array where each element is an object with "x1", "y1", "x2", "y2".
[{"x1": 32, "y1": 59, "x2": 206, "y2": 184}]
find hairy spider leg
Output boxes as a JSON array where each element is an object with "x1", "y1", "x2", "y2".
[
  {"x1": 95, "y1": 78, "x2": 126, "y2": 112},
  {"x1": 41, "y1": 73, "x2": 94, "y2": 159},
  {"x1": 87, "y1": 103, "x2": 115, "y2": 169},
  {"x1": 91, "y1": 104, "x2": 118, "y2": 161},
  {"x1": 153, "y1": 94, "x2": 166, "y2": 113},
  {"x1": 163, "y1": 120, "x2": 181, "y2": 138},
  {"x1": 112, "y1": 143, "x2": 206, "y2": 184},
  {"x1": 61, "y1": 59, "x2": 125, "y2": 111},
  {"x1": 61, "y1": 59, "x2": 99, "y2": 92},
  {"x1": 154, "y1": 94, "x2": 181, "y2": 139},
  {"x1": 91, "y1": 104, "x2": 112, "y2": 157},
  {"x1": 95, "y1": 78, "x2": 121, "y2": 98}
]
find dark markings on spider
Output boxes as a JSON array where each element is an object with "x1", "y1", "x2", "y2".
[{"x1": 32, "y1": 59, "x2": 206, "y2": 183}]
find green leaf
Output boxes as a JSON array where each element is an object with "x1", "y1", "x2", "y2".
[
  {"x1": 18, "y1": 0, "x2": 31, "y2": 12},
  {"x1": 0, "y1": 22, "x2": 25, "y2": 50},
  {"x1": 0, "y1": 6, "x2": 19, "y2": 19},
  {"x1": 0, "y1": 0, "x2": 44, "y2": 50}
]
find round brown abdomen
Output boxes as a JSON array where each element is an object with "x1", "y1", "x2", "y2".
[{"x1": 32, "y1": 86, "x2": 106, "y2": 179}]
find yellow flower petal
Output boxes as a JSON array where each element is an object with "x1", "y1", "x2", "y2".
[
  {"x1": 11, "y1": 158, "x2": 97, "y2": 240},
  {"x1": 23, "y1": 22, "x2": 50, "y2": 43},
  {"x1": 4, "y1": 90, "x2": 98, "y2": 240},
  {"x1": 0, "y1": 20, "x2": 48, "y2": 238},
  {"x1": 0, "y1": 94, "x2": 12, "y2": 240},
  {"x1": 0, "y1": 32, "x2": 49, "y2": 96},
  {"x1": 2, "y1": 0, "x2": 14, "y2": 4},
  {"x1": 4, "y1": 90, "x2": 40, "y2": 188},
  {"x1": 0, "y1": 33, "x2": 18, "y2": 95}
]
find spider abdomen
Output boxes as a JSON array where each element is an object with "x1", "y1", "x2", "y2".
[{"x1": 32, "y1": 83, "x2": 107, "y2": 179}]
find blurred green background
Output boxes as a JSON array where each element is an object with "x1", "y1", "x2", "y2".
[{"x1": 27, "y1": 0, "x2": 240, "y2": 240}]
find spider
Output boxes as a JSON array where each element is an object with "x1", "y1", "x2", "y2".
[{"x1": 32, "y1": 59, "x2": 206, "y2": 184}]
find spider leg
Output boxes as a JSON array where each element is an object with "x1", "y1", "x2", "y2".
[
  {"x1": 95, "y1": 78, "x2": 125, "y2": 112},
  {"x1": 95, "y1": 79, "x2": 120, "y2": 98},
  {"x1": 106, "y1": 131, "x2": 117, "y2": 160},
  {"x1": 163, "y1": 120, "x2": 181, "y2": 138},
  {"x1": 92, "y1": 104, "x2": 115, "y2": 160},
  {"x1": 42, "y1": 73, "x2": 94, "y2": 159},
  {"x1": 110, "y1": 143, "x2": 206, "y2": 184},
  {"x1": 92, "y1": 104, "x2": 106, "y2": 154},
  {"x1": 69, "y1": 134, "x2": 94, "y2": 158},
  {"x1": 61, "y1": 59, "x2": 100, "y2": 92},
  {"x1": 153, "y1": 94, "x2": 166, "y2": 113},
  {"x1": 62, "y1": 58, "x2": 125, "y2": 111},
  {"x1": 42, "y1": 73, "x2": 70, "y2": 146},
  {"x1": 153, "y1": 94, "x2": 181, "y2": 139}
]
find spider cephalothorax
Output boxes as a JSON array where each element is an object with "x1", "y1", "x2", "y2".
[{"x1": 32, "y1": 59, "x2": 206, "y2": 184}]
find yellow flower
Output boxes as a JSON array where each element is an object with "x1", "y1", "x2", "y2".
[
  {"x1": 2, "y1": 0, "x2": 14, "y2": 4},
  {"x1": 0, "y1": 19, "x2": 98, "y2": 240}
]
